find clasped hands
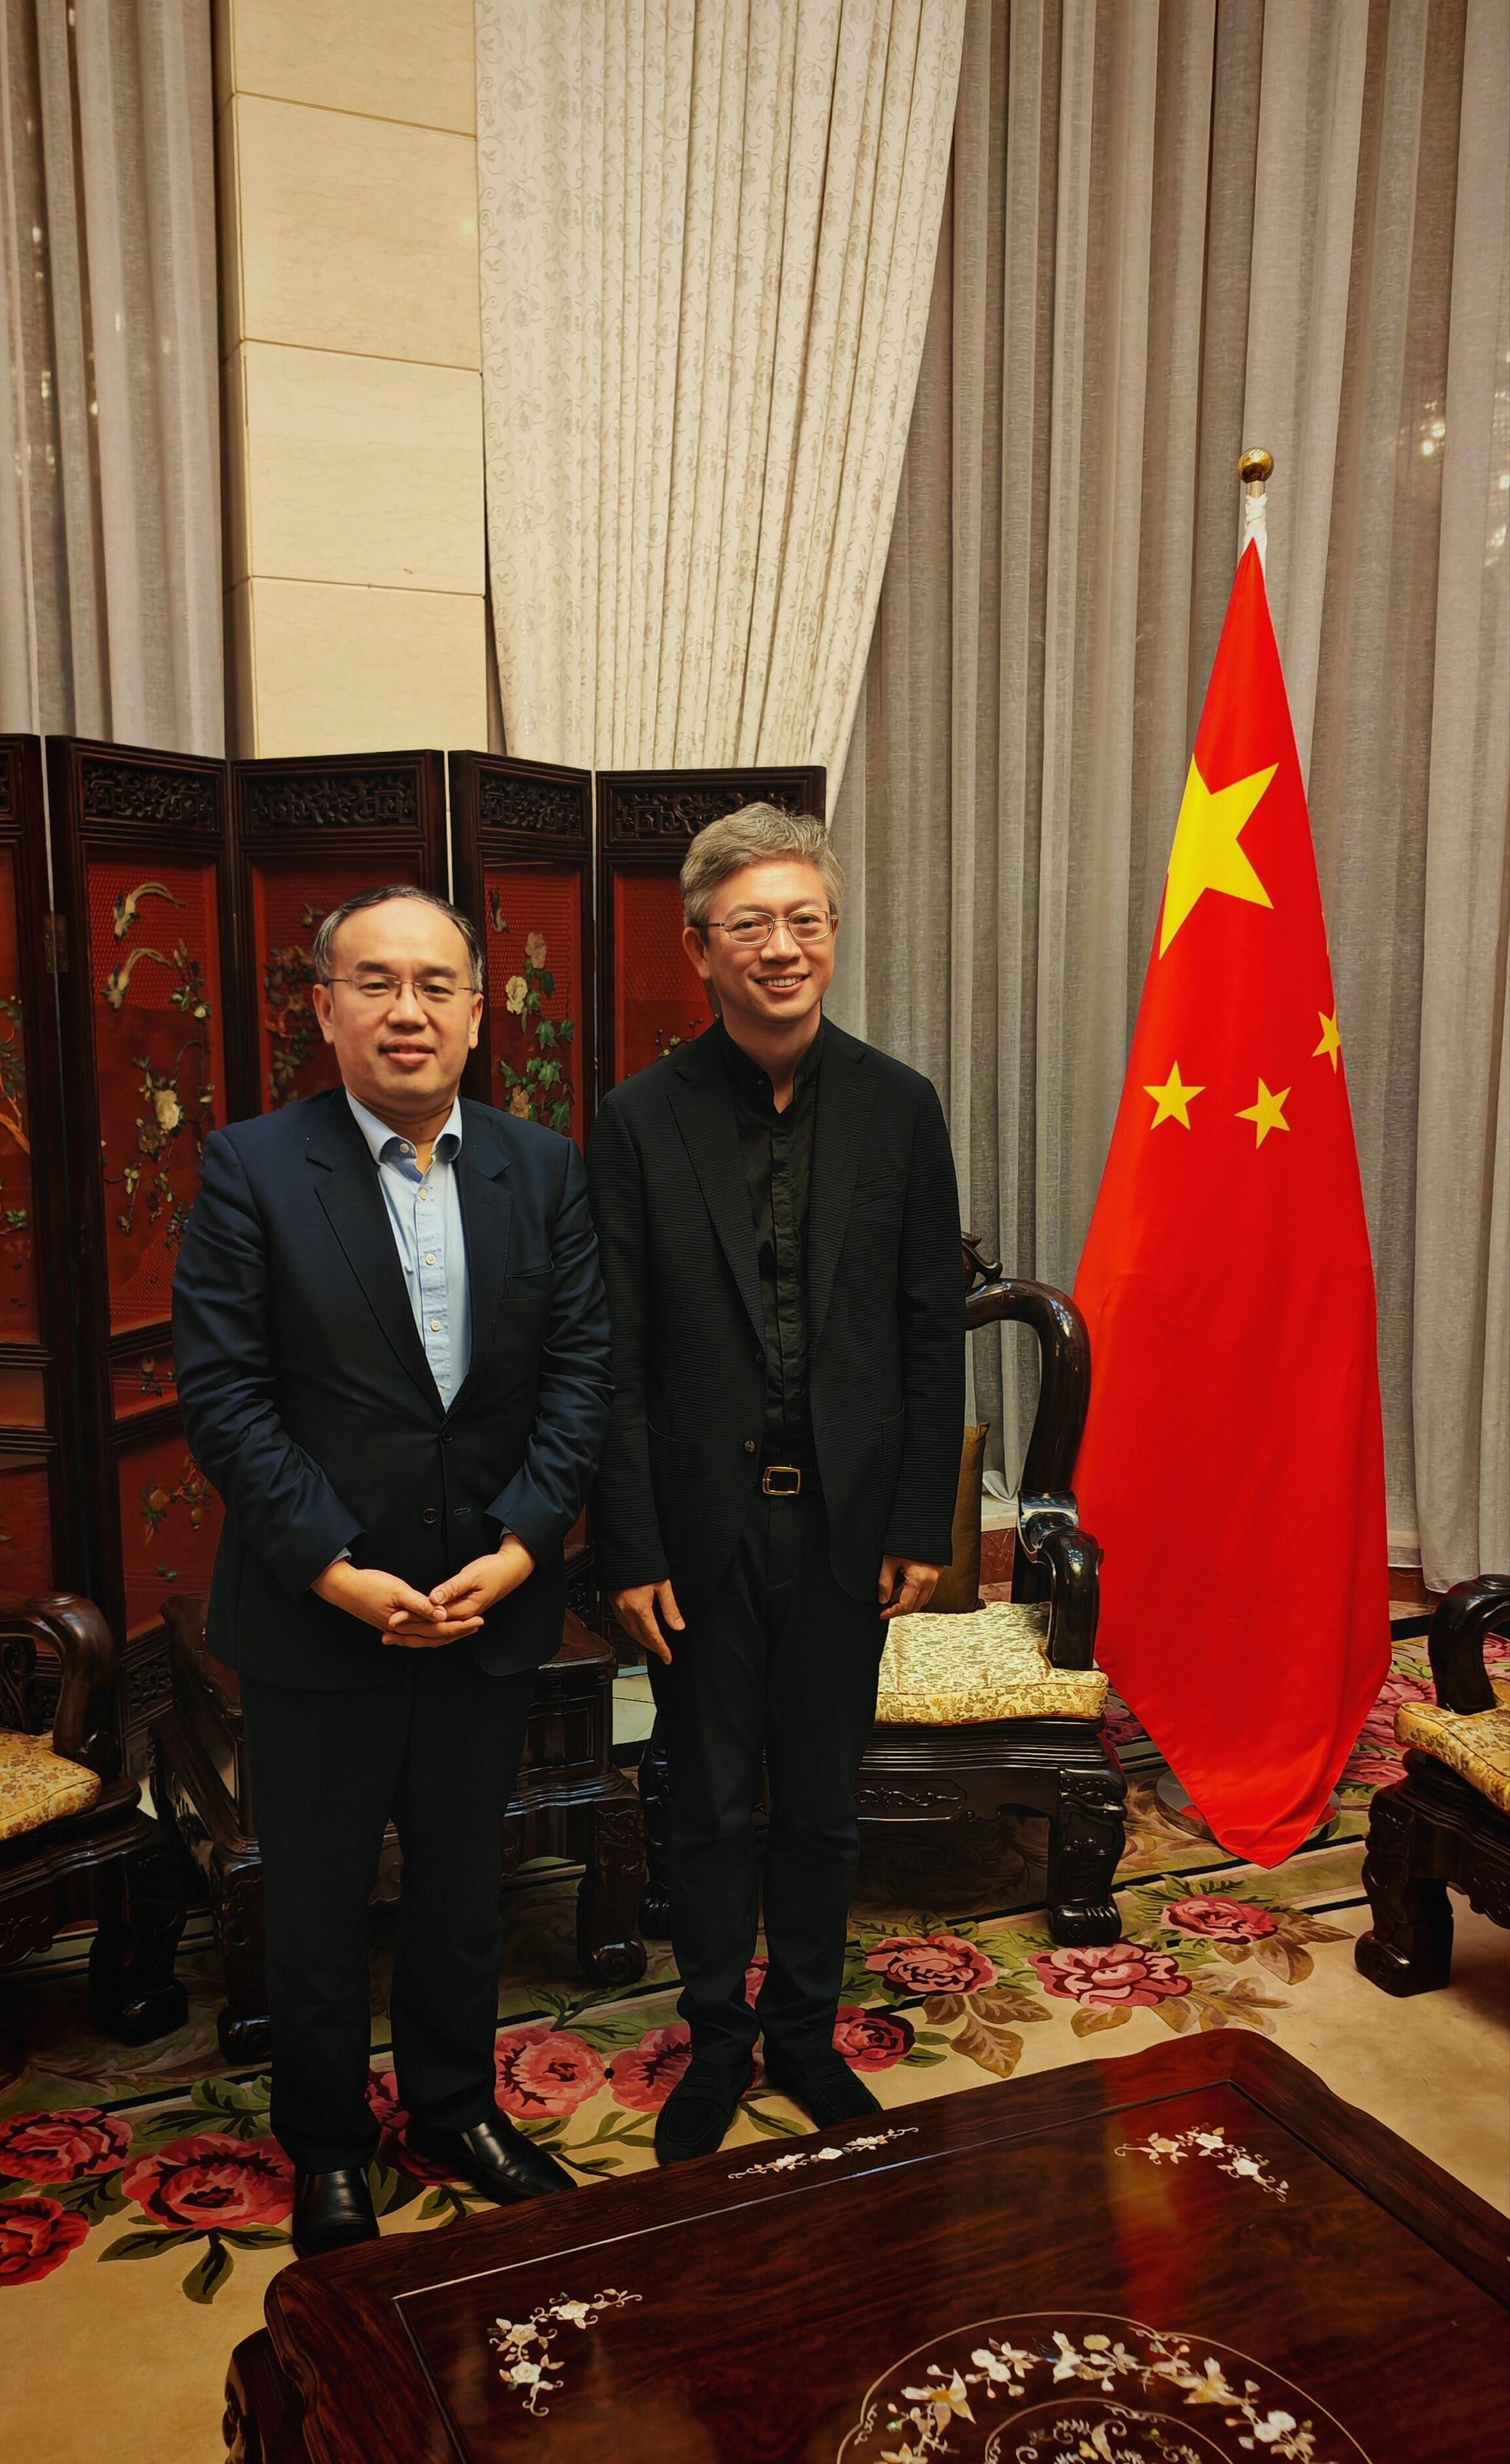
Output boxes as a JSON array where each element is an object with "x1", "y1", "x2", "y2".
[
  {"x1": 311, "y1": 1535, "x2": 536, "y2": 1645},
  {"x1": 610, "y1": 1552, "x2": 940, "y2": 1666}
]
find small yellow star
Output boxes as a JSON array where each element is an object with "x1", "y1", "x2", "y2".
[
  {"x1": 1237, "y1": 1079, "x2": 1291, "y2": 1146},
  {"x1": 1313, "y1": 1010, "x2": 1342, "y2": 1070},
  {"x1": 1144, "y1": 1061, "x2": 1204, "y2": 1129},
  {"x1": 1159, "y1": 757, "x2": 1279, "y2": 954}
]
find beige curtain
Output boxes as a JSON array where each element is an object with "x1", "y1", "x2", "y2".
[
  {"x1": 0, "y1": 0, "x2": 221, "y2": 753},
  {"x1": 829, "y1": 0, "x2": 1509, "y2": 1584},
  {"x1": 475, "y1": 0, "x2": 966, "y2": 785}
]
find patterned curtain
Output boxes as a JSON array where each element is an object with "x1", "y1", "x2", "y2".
[
  {"x1": 474, "y1": 0, "x2": 966, "y2": 786},
  {"x1": 829, "y1": 0, "x2": 1509, "y2": 1586}
]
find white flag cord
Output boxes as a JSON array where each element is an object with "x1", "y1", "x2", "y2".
[{"x1": 1239, "y1": 446, "x2": 1273, "y2": 573}]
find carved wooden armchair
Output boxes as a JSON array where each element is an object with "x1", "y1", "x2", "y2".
[
  {"x1": 1356, "y1": 1574, "x2": 1510, "y2": 1995},
  {"x1": 0, "y1": 1593, "x2": 187, "y2": 2041},
  {"x1": 152, "y1": 1594, "x2": 648, "y2": 2062},
  {"x1": 637, "y1": 1239, "x2": 1126, "y2": 1949}
]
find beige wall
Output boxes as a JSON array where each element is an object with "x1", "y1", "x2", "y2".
[{"x1": 215, "y1": 0, "x2": 487, "y2": 757}]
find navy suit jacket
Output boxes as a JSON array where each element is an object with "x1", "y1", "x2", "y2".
[{"x1": 172, "y1": 1088, "x2": 612, "y2": 1689}]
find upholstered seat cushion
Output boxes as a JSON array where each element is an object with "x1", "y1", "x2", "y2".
[
  {"x1": 875, "y1": 1600, "x2": 1107, "y2": 1726},
  {"x1": 0, "y1": 1731, "x2": 102, "y2": 1842},
  {"x1": 1395, "y1": 1679, "x2": 1510, "y2": 1816}
]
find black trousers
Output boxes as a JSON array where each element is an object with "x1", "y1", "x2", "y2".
[
  {"x1": 649, "y1": 1481, "x2": 884, "y2": 2067},
  {"x1": 240, "y1": 1649, "x2": 534, "y2": 2172}
]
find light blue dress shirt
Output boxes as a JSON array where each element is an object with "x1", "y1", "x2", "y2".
[{"x1": 346, "y1": 1091, "x2": 471, "y2": 1407}]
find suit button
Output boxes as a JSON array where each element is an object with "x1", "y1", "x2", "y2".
[
  {"x1": 421, "y1": 1506, "x2": 440, "y2": 1525},
  {"x1": 744, "y1": 1439, "x2": 756, "y2": 1455}
]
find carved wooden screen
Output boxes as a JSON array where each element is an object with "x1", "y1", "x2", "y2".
[
  {"x1": 596, "y1": 765, "x2": 827, "y2": 1090},
  {"x1": 46, "y1": 736, "x2": 241, "y2": 1770},
  {"x1": 0, "y1": 737, "x2": 75, "y2": 1619},
  {"x1": 227, "y1": 751, "x2": 448, "y2": 1118},
  {"x1": 448, "y1": 754, "x2": 595, "y2": 1141}
]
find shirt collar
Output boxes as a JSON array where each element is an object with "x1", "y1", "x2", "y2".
[
  {"x1": 345, "y1": 1089, "x2": 464, "y2": 1167},
  {"x1": 716, "y1": 1017, "x2": 825, "y2": 1106}
]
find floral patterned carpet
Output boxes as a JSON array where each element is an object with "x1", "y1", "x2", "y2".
[{"x1": 2, "y1": 1628, "x2": 1507, "y2": 2464}]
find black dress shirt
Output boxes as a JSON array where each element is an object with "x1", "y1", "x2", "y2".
[{"x1": 717, "y1": 1019, "x2": 824, "y2": 1457}]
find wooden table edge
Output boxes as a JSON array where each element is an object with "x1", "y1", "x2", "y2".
[{"x1": 250, "y1": 2034, "x2": 1509, "y2": 2464}]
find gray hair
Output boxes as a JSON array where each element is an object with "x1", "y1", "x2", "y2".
[
  {"x1": 680, "y1": 803, "x2": 844, "y2": 931},
  {"x1": 311, "y1": 884, "x2": 484, "y2": 991}
]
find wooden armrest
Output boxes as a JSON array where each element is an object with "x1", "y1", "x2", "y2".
[
  {"x1": 1015, "y1": 1514, "x2": 1103, "y2": 1671},
  {"x1": 1428, "y1": 1574, "x2": 1510, "y2": 1715},
  {"x1": 0, "y1": 1592, "x2": 121, "y2": 1781}
]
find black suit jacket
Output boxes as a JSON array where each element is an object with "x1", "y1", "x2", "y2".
[
  {"x1": 172, "y1": 1089, "x2": 613, "y2": 1689},
  {"x1": 587, "y1": 1020, "x2": 964, "y2": 1610}
]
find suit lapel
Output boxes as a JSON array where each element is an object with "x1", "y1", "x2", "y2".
[
  {"x1": 306, "y1": 1093, "x2": 440, "y2": 1410},
  {"x1": 667, "y1": 1036, "x2": 764, "y2": 1343},
  {"x1": 807, "y1": 1026, "x2": 877, "y2": 1350},
  {"x1": 452, "y1": 1125, "x2": 511, "y2": 1409}
]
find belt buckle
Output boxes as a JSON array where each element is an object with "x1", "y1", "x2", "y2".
[{"x1": 761, "y1": 1463, "x2": 803, "y2": 1498}]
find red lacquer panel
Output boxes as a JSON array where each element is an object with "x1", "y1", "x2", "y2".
[
  {"x1": 250, "y1": 862, "x2": 405, "y2": 1111},
  {"x1": 0, "y1": 1455, "x2": 54, "y2": 1593},
  {"x1": 116, "y1": 1429, "x2": 224, "y2": 1641},
  {"x1": 0, "y1": 849, "x2": 39, "y2": 1343},
  {"x1": 484, "y1": 863, "x2": 584, "y2": 1137},
  {"x1": 87, "y1": 857, "x2": 226, "y2": 1333},
  {"x1": 612, "y1": 872, "x2": 712, "y2": 1082}
]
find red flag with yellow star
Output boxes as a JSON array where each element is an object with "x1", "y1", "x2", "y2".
[{"x1": 1072, "y1": 539, "x2": 1389, "y2": 1864}]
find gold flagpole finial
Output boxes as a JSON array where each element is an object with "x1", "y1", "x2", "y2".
[{"x1": 1239, "y1": 447, "x2": 1274, "y2": 491}]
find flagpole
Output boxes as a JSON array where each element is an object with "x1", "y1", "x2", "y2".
[{"x1": 1239, "y1": 445, "x2": 1273, "y2": 568}]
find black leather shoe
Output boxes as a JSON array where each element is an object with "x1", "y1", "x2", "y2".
[
  {"x1": 291, "y1": 2166, "x2": 379, "y2": 2260},
  {"x1": 762, "y1": 2050, "x2": 881, "y2": 2128},
  {"x1": 407, "y1": 2113, "x2": 575, "y2": 2203},
  {"x1": 654, "y1": 2058, "x2": 755, "y2": 2164}
]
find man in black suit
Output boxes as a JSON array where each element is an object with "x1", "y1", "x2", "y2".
[
  {"x1": 173, "y1": 886, "x2": 612, "y2": 2254},
  {"x1": 589, "y1": 808, "x2": 964, "y2": 2161}
]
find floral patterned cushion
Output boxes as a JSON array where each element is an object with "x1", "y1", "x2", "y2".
[
  {"x1": 0, "y1": 1730, "x2": 102, "y2": 1843},
  {"x1": 1395, "y1": 1678, "x2": 1510, "y2": 1816},
  {"x1": 875, "y1": 1600, "x2": 1107, "y2": 1726}
]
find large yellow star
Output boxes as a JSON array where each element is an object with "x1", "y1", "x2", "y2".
[
  {"x1": 1237, "y1": 1079, "x2": 1290, "y2": 1146},
  {"x1": 1159, "y1": 756, "x2": 1279, "y2": 955},
  {"x1": 1313, "y1": 1009, "x2": 1342, "y2": 1070},
  {"x1": 1144, "y1": 1061, "x2": 1204, "y2": 1129}
]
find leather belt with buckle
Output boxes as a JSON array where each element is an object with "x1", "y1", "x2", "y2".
[{"x1": 761, "y1": 1463, "x2": 804, "y2": 1497}]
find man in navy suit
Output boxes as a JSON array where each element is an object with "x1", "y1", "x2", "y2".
[{"x1": 174, "y1": 886, "x2": 612, "y2": 2256}]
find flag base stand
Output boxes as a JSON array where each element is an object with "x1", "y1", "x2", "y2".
[{"x1": 1154, "y1": 1769, "x2": 1342, "y2": 1849}]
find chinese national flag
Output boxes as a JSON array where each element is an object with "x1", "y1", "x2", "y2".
[{"x1": 1072, "y1": 539, "x2": 1389, "y2": 1865}]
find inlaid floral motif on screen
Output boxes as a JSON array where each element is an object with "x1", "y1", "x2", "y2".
[
  {"x1": 89, "y1": 863, "x2": 225, "y2": 1333},
  {"x1": 485, "y1": 867, "x2": 582, "y2": 1135}
]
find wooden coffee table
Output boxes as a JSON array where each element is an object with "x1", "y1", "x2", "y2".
[{"x1": 224, "y1": 2035, "x2": 1508, "y2": 2463}]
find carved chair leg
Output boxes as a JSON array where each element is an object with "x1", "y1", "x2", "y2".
[
  {"x1": 637, "y1": 1723, "x2": 673, "y2": 1938},
  {"x1": 1046, "y1": 1757, "x2": 1127, "y2": 1947},
  {"x1": 576, "y1": 1775, "x2": 649, "y2": 1989},
  {"x1": 89, "y1": 1824, "x2": 189, "y2": 2044},
  {"x1": 1355, "y1": 1784, "x2": 1454, "y2": 1997},
  {"x1": 212, "y1": 1851, "x2": 272, "y2": 2063}
]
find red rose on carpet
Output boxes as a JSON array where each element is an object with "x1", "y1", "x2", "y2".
[
  {"x1": 0, "y1": 2195, "x2": 90, "y2": 2285},
  {"x1": 831, "y1": 2008, "x2": 915, "y2": 2069},
  {"x1": 365, "y1": 2069, "x2": 407, "y2": 2133},
  {"x1": 608, "y1": 2025, "x2": 692, "y2": 2112},
  {"x1": 864, "y1": 1932, "x2": 998, "y2": 1997},
  {"x1": 1345, "y1": 1668, "x2": 1435, "y2": 1789},
  {"x1": 0, "y1": 2107, "x2": 132, "y2": 2184},
  {"x1": 121, "y1": 2133, "x2": 294, "y2": 2229},
  {"x1": 1166, "y1": 1896, "x2": 1278, "y2": 1944},
  {"x1": 744, "y1": 1957, "x2": 769, "y2": 2006},
  {"x1": 363, "y1": 2071, "x2": 456, "y2": 2181},
  {"x1": 494, "y1": 2027, "x2": 605, "y2": 2120},
  {"x1": 1030, "y1": 1945, "x2": 1191, "y2": 2010}
]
